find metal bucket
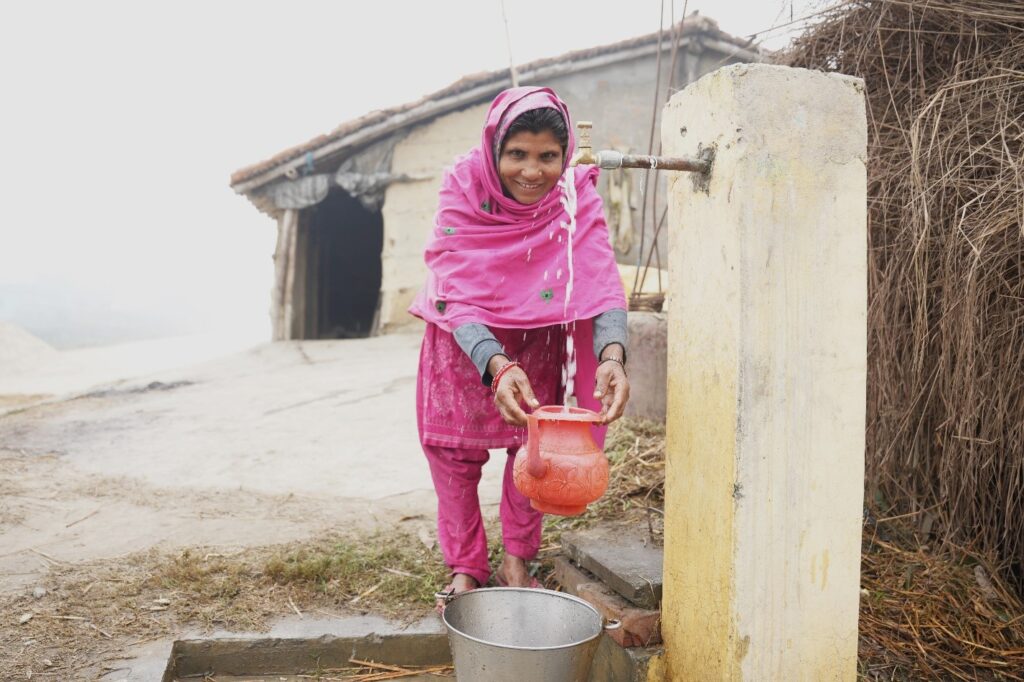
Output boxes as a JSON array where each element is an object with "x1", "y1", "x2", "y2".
[{"x1": 441, "y1": 587, "x2": 619, "y2": 681}]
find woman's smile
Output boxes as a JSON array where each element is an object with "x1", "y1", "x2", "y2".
[
  {"x1": 512, "y1": 179, "x2": 543, "y2": 193},
  {"x1": 498, "y1": 129, "x2": 564, "y2": 204}
]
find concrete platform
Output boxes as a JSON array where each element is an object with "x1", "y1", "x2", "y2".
[
  {"x1": 157, "y1": 611, "x2": 656, "y2": 681},
  {"x1": 162, "y1": 635, "x2": 657, "y2": 682}
]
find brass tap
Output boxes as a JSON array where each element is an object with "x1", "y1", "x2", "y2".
[
  {"x1": 570, "y1": 121, "x2": 598, "y2": 167},
  {"x1": 570, "y1": 120, "x2": 713, "y2": 175}
]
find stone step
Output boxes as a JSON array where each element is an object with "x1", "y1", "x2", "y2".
[
  {"x1": 553, "y1": 555, "x2": 662, "y2": 648},
  {"x1": 560, "y1": 525, "x2": 663, "y2": 609}
]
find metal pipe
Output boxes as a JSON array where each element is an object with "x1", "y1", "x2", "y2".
[
  {"x1": 592, "y1": 150, "x2": 710, "y2": 173},
  {"x1": 570, "y1": 121, "x2": 711, "y2": 174}
]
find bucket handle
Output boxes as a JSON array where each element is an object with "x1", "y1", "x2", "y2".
[
  {"x1": 434, "y1": 586, "x2": 458, "y2": 605},
  {"x1": 603, "y1": 619, "x2": 622, "y2": 631}
]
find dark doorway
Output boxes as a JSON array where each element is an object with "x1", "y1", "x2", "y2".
[{"x1": 305, "y1": 189, "x2": 383, "y2": 338}]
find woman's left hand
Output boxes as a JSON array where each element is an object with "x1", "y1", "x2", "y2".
[{"x1": 593, "y1": 352, "x2": 629, "y2": 425}]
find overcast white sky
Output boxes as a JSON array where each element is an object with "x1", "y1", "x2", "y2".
[{"x1": 0, "y1": 0, "x2": 818, "y2": 347}]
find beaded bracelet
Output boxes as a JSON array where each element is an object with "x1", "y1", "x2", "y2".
[{"x1": 491, "y1": 360, "x2": 521, "y2": 394}]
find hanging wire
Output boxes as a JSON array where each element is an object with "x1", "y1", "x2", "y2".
[
  {"x1": 633, "y1": 0, "x2": 688, "y2": 300},
  {"x1": 632, "y1": 0, "x2": 835, "y2": 300},
  {"x1": 631, "y1": 0, "x2": 667, "y2": 300},
  {"x1": 648, "y1": 0, "x2": 687, "y2": 293},
  {"x1": 700, "y1": 2, "x2": 843, "y2": 78},
  {"x1": 499, "y1": 0, "x2": 520, "y2": 87}
]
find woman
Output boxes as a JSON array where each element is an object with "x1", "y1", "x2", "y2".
[{"x1": 409, "y1": 86, "x2": 630, "y2": 603}]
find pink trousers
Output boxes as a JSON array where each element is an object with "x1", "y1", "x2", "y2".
[
  {"x1": 417, "y1": 320, "x2": 606, "y2": 585},
  {"x1": 422, "y1": 444, "x2": 541, "y2": 586}
]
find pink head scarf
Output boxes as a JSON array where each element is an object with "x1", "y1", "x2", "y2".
[{"x1": 409, "y1": 87, "x2": 625, "y2": 332}]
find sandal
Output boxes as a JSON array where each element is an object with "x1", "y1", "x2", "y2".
[
  {"x1": 434, "y1": 577, "x2": 478, "y2": 615},
  {"x1": 434, "y1": 583, "x2": 457, "y2": 615}
]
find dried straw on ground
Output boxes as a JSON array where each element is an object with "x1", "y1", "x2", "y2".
[
  {"x1": 861, "y1": 519, "x2": 1024, "y2": 680},
  {"x1": 781, "y1": 0, "x2": 1024, "y2": 588},
  {"x1": 0, "y1": 531, "x2": 448, "y2": 681}
]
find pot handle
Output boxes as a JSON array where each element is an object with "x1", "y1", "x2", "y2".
[
  {"x1": 526, "y1": 412, "x2": 547, "y2": 479},
  {"x1": 603, "y1": 619, "x2": 622, "y2": 631}
]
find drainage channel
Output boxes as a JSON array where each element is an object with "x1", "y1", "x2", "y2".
[{"x1": 162, "y1": 633, "x2": 452, "y2": 681}]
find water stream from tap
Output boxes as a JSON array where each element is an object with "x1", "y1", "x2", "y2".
[{"x1": 558, "y1": 167, "x2": 579, "y2": 410}]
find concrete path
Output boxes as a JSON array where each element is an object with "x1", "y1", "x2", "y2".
[
  {"x1": 0, "y1": 334, "x2": 507, "y2": 596},
  {"x1": 0, "y1": 328, "x2": 265, "y2": 406}
]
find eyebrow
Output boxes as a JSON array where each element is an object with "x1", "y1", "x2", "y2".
[{"x1": 503, "y1": 144, "x2": 563, "y2": 154}]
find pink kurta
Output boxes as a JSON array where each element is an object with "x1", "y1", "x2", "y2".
[{"x1": 416, "y1": 321, "x2": 607, "y2": 450}]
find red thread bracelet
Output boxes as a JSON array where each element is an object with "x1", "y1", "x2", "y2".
[{"x1": 491, "y1": 360, "x2": 521, "y2": 394}]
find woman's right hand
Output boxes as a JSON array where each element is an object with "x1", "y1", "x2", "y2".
[{"x1": 489, "y1": 356, "x2": 539, "y2": 426}]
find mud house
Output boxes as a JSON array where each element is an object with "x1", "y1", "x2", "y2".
[{"x1": 230, "y1": 17, "x2": 759, "y2": 341}]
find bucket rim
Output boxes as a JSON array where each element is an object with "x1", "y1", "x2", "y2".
[{"x1": 441, "y1": 587, "x2": 604, "y2": 651}]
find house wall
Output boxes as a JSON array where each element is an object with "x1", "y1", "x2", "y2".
[
  {"x1": 379, "y1": 104, "x2": 489, "y2": 332},
  {"x1": 377, "y1": 46, "x2": 747, "y2": 333}
]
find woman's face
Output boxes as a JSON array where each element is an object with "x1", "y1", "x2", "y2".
[{"x1": 498, "y1": 129, "x2": 564, "y2": 204}]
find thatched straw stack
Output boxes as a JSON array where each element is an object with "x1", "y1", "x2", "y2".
[{"x1": 782, "y1": 0, "x2": 1024, "y2": 586}]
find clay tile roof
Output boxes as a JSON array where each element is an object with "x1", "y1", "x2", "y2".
[{"x1": 229, "y1": 16, "x2": 758, "y2": 191}]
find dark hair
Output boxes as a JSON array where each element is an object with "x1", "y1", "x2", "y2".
[{"x1": 500, "y1": 108, "x2": 569, "y2": 156}]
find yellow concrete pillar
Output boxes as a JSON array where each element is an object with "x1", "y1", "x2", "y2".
[{"x1": 660, "y1": 64, "x2": 867, "y2": 680}]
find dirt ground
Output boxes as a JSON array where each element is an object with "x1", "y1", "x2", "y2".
[{"x1": 0, "y1": 332, "x2": 509, "y2": 677}]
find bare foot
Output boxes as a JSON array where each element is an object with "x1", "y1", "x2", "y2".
[
  {"x1": 497, "y1": 554, "x2": 533, "y2": 587},
  {"x1": 451, "y1": 573, "x2": 479, "y2": 593}
]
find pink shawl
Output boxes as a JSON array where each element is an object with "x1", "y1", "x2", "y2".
[{"x1": 408, "y1": 87, "x2": 625, "y2": 332}]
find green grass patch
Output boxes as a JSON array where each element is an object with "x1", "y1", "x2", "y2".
[{"x1": 264, "y1": 531, "x2": 449, "y2": 608}]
